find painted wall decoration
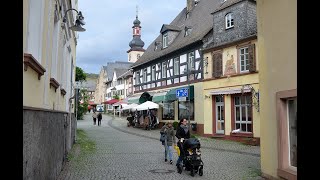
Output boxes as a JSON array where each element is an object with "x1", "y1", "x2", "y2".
[{"x1": 224, "y1": 54, "x2": 236, "y2": 75}]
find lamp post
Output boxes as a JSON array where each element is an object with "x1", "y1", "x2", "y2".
[
  {"x1": 111, "y1": 87, "x2": 116, "y2": 116},
  {"x1": 183, "y1": 67, "x2": 192, "y2": 133}
]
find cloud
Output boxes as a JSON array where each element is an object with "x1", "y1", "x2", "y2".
[{"x1": 76, "y1": 0, "x2": 185, "y2": 74}]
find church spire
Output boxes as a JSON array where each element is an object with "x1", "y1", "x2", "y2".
[{"x1": 129, "y1": 5, "x2": 145, "y2": 51}]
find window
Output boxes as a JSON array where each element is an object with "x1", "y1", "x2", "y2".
[
  {"x1": 163, "y1": 32, "x2": 168, "y2": 48},
  {"x1": 188, "y1": 51, "x2": 195, "y2": 70},
  {"x1": 179, "y1": 100, "x2": 194, "y2": 120},
  {"x1": 225, "y1": 13, "x2": 234, "y2": 29},
  {"x1": 240, "y1": 47, "x2": 249, "y2": 72},
  {"x1": 162, "y1": 102, "x2": 175, "y2": 120},
  {"x1": 276, "y1": 90, "x2": 297, "y2": 179},
  {"x1": 152, "y1": 65, "x2": 156, "y2": 81},
  {"x1": 234, "y1": 95, "x2": 252, "y2": 132},
  {"x1": 184, "y1": 27, "x2": 192, "y2": 37},
  {"x1": 174, "y1": 57, "x2": 180, "y2": 75},
  {"x1": 137, "y1": 54, "x2": 141, "y2": 60},
  {"x1": 154, "y1": 42, "x2": 158, "y2": 51},
  {"x1": 135, "y1": 72, "x2": 139, "y2": 84},
  {"x1": 162, "y1": 62, "x2": 167, "y2": 78},
  {"x1": 143, "y1": 68, "x2": 147, "y2": 82}
]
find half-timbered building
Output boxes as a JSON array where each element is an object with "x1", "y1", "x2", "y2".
[{"x1": 130, "y1": 0, "x2": 221, "y2": 135}]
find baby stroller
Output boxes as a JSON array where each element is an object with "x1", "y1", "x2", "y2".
[{"x1": 177, "y1": 138, "x2": 203, "y2": 177}]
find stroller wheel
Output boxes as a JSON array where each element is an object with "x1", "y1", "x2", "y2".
[
  {"x1": 190, "y1": 168, "x2": 195, "y2": 177},
  {"x1": 199, "y1": 167, "x2": 203, "y2": 176}
]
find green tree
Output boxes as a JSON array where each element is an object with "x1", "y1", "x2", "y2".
[
  {"x1": 76, "y1": 66, "x2": 87, "y2": 82},
  {"x1": 77, "y1": 89, "x2": 90, "y2": 120}
]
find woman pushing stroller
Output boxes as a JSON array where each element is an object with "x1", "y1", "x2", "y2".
[{"x1": 175, "y1": 118, "x2": 190, "y2": 167}]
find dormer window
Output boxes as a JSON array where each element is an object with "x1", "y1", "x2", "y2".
[
  {"x1": 185, "y1": 26, "x2": 192, "y2": 37},
  {"x1": 163, "y1": 33, "x2": 168, "y2": 48},
  {"x1": 154, "y1": 42, "x2": 158, "y2": 51},
  {"x1": 225, "y1": 13, "x2": 234, "y2": 29}
]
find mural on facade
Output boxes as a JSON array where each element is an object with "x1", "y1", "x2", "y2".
[{"x1": 224, "y1": 53, "x2": 236, "y2": 75}]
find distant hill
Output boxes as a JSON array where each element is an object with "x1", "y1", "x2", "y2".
[{"x1": 86, "y1": 73, "x2": 99, "y2": 80}]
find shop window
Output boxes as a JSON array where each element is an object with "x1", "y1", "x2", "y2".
[
  {"x1": 178, "y1": 100, "x2": 194, "y2": 120},
  {"x1": 162, "y1": 102, "x2": 175, "y2": 120}
]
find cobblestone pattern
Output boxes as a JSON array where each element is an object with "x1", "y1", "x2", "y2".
[
  {"x1": 58, "y1": 114, "x2": 262, "y2": 180},
  {"x1": 110, "y1": 115, "x2": 260, "y2": 157}
]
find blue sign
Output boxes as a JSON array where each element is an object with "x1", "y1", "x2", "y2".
[{"x1": 176, "y1": 88, "x2": 188, "y2": 98}]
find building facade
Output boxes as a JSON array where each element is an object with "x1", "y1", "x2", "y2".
[
  {"x1": 94, "y1": 66, "x2": 107, "y2": 104},
  {"x1": 257, "y1": 0, "x2": 297, "y2": 179},
  {"x1": 130, "y1": 0, "x2": 221, "y2": 135},
  {"x1": 23, "y1": 0, "x2": 80, "y2": 179},
  {"x1": 201, "y1": 0, "x2": 260, "y2": 143}
]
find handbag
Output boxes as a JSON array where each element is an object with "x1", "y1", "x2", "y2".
[{"x1": 160, "y1": 133, "x2": 166, "y2": 142}]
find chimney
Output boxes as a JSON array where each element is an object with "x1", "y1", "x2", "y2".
[{"x1": 187, "y1": 0, "x2": 195, "y2": 12}]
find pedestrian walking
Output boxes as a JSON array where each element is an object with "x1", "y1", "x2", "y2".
[
  {"x1": 97, "y1": 112, "x2": 102, "y2": 126},
  {"x1": 160, "y1": 121, "x2": 176, "y2": 164},
  {"x1": 175, "y1": 118, "x2": 190, "y2": 168},
  {"x1": 92, "y1": 111, "x2": 97, "y2": 125}
]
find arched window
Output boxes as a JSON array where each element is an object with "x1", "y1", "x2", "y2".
[{"x1": 225, "y1": 13, "x2": 234, "y2": 29}]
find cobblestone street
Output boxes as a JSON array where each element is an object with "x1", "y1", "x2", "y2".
[{"x1": 58, "y1": 114, "x2": 262, "y2": 180}]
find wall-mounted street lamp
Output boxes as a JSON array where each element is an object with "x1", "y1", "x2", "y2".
[
  {"x1": 241, "y1": 84, "x2": 260, "y2": 112},
  {"x1": 63, "y1": 9, "x2": 86, "y2": 32}
]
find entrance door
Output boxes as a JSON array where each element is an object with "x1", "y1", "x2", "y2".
[{"x1": 215, "y1": 95, "x2": 225, "y2": 134}]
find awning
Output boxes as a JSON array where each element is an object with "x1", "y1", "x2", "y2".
[
  {"x1": 139, "y1": 91, "x2": 154, "y2": 104},
  {"x1": 209, "y1": 87, "x2": 251, "y2": 95},
  {"x1": 113, "y1": 98, "x2": 128, "y2": 106},
  {"x1": 122, "y1": 103, "x2": 138, "y2": 111},
  {"x1": 127, "y1": 96, "x2": 140, "y2": 104},
  {"x1": 165, "y1": 85, "x2": 194, "y2": 102},
  {"x1": 132, "y1": 101, "x2": 159, "y2": 111},
  {"x1": 152, "y1": 91, "x2": 167, "y2": 103},
  {"x1": 103, "y1": 99, "x2": 119, "y2": 104}
]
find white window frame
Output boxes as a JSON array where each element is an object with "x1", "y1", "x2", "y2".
[
  {"x1": 152, "y1": 65, "x2": 156, "y2": 81},
  {"x1": 174, "y1": 57, "x2": 180, "y2": 75},
  {"x1": 239, "y1": 47, "x2": 249, "y2": 72},
  {"x1": 234, "y1": 95, "x2": 252, "y2": 133},
  {"x1": 163, "y1": 33, "x2": 168, "y2": 48},
  {"x1": 143, "y1": 68, "x2": 147, "y2": 83},
  {"x1": 188, "y1": 52, "x2": 195, "y2": 70},
  {"x1": 225, "y1": 13, "x2": 234, "y2": 29},
  {"x1": 162, "y1": 62, "x2": 167, "y2": 78},
  {"x1": 26, "y1": 0, "x2": 45, "y2": 63}
]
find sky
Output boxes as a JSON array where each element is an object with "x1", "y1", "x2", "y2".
[{"x1": 76, "y1": 0, "x2": 186, "y2": 74}]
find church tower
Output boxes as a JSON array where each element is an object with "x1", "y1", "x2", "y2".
[{"x1": 127, "y1": 6, "x2": 145, "y2": 63}]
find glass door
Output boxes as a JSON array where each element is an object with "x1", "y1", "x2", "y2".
[{"x1": 215, "y1": 95, "x2": 225, "y2": 134}]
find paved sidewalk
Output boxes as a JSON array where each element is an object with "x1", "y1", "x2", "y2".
[
  {"x1": 108, "y1": 114, "x2": 260, "y2": 157},
  {"x1": 57, "y1": 113, "x2": 262, "y2": 180}
]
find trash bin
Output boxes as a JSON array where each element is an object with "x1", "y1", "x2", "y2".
[{"x1": 191, "y1": 122, "x2": 197, "y2": 131}]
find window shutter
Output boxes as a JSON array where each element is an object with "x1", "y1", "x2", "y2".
[
  {"x1": 248, "y1": 44, "x2": 256, "y2": 72},
  {"x1": 212, "y1": 52, "x2": 223, "y2": 78}
]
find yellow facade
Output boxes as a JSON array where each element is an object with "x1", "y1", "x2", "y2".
[
  {"x1": 202, "y1": 40, "x2": 260, "y2": 139},
  {"x1": 23, "y1": 0, "x2": 77, "y2": 112},
  {"x1": 257, "y1": 0, "x2": 297, "y2": 179}
]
